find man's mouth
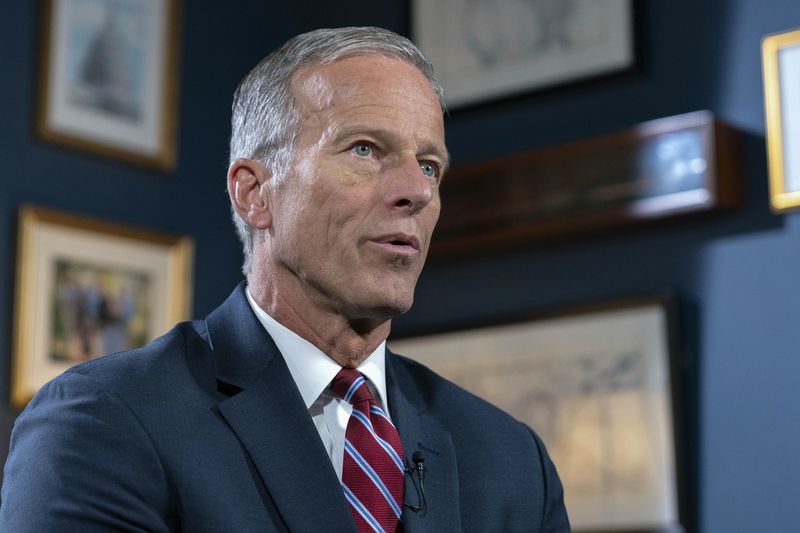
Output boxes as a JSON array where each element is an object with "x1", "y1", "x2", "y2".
[{"x1": 371, "y1": 233, "x2": 421, "y2": 254}]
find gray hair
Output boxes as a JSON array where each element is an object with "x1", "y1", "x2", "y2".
[{"x1": 228, "y1": 26, "x2": 446, "y2": 274}]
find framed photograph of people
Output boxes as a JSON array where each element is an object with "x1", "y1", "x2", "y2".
[
  {"x1": 11, "y1": 205, "x2": 194, "y2": 408},
  {"x1": 37, "y1": 0, "x2": 181, "y2": 170},
  {"x1": 390, "y1": 296, "x2": 686, "y2": 532},
  {"x1": 411, "y1": 0, "x2": 636, "y2": 109},
  {"x1": 762, "y1": 27, "x2": 800, "y2": 212}
]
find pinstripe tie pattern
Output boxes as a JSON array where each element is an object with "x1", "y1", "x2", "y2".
[{"x1": 331, "y1": 369, "x2": 404, "y2": 533}]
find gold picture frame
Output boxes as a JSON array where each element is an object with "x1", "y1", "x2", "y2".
[
  {"x1": 762, "y1": 27, "x2": 800, "y2": 212},
  {"x1": 37, "y1": 0, "x2": 181, "y2": 170},
  {"x1": 12, "y1": 205, "x2": 194, "y2": 408}
]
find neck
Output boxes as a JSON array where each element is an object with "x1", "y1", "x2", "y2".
[{"x1": 247, "y1": 271, "x2": 392, "y2": 369}]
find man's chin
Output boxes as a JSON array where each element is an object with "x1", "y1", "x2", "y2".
[
  {"x1": 380, "y1": 298, "x2": 414, "y2": 318},
  {"x1": 343, "y1": 291, "x2": 414, "y2": 328},
  {"x1": 367, "y1": 296, "x2": 414, "y2": 321}
]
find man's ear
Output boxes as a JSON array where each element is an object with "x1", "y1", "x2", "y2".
[{"x1": 227, "y1": 158, "x2": 273, "y2": 230}]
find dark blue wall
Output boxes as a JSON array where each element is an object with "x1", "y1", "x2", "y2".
[{"x1": 2, "y1": 1, "x2": 798, "y2": 531}]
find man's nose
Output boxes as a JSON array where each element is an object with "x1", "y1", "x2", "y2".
[{"x1": 384, "y1": 157, "x2": 437, "y2": 215}]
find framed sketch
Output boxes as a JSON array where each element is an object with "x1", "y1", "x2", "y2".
[
  {"x1": 11, "y1": 205, "x2": 194, "y2": 408},
  {"x1": 762, "y1": 27, "x2": 800, "y2": 212},
  {"x1": 390, "y1": 296, "x2": 685, "y2": 532},
  {"x1": 412, "y1": 0, "x2": 636, "y2": 108},
  {"x1": 37, "y1": 0, "x2": 181, "y2": 170}
]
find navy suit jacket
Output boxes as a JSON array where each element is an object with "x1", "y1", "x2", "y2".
[{"x1": 1, "y1": 284, "x2": 569, "y2": 532}]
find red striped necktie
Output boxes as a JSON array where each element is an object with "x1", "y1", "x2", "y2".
[{"x1": 330, "y1": 368, "x2": 404, "y2": 533}]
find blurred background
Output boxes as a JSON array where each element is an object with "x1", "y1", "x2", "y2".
[{"x1": 2, "y1": 1, "x2": 799, "y2": 531}]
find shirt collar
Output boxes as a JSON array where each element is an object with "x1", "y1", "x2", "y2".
[{"x1": 245, "y1": 288, "x2": 389, "y2": 411}]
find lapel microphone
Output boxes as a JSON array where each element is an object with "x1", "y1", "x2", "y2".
[{"x1": 403, "y1": 451, "x2": 427, "y2": 512}]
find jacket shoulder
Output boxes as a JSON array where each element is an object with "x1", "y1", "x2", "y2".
[{"x1": 62, "y1": 319, "x2": 212, "y2": 401}]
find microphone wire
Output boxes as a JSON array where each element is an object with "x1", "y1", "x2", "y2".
[{"x1": 403, "y1": 451, "x2": 426, "y2": 513}]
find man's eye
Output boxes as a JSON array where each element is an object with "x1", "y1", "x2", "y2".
[
  {"x1": 420, "y1": 161, "x2": 439, "y2": 178},
  {"x1": 352, "y1": 144, "x2": 373, "y2": 157}
]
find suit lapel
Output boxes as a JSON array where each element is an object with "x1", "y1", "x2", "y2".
[
  {"x1": 207, "y1": 284, "x2": 355, "y2": 532},
  {"x1": 205, "y1": 285, "x2": 463, "y2": 531},
  {"x1": 386, "y1": 351, "x2": 461, "y2": 533}
]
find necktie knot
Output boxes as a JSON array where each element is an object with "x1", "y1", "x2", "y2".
[{"x1": 331, "y1": 368, "x2": 373, "y2": 406}]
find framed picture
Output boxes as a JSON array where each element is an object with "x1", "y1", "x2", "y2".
[
  {"x1": 412, "y1": 0, "x2": 636, "y2": 109},
  {"x1": 37, "y1": 0, "x2": 181, "y2": 170},
  {"x1": 762, "y1": 27, "x2": 800, "y2": 212},
  {"x1": 11, "y1": 205, "x2": 194, "y2": 408},
  {"x1": 390, "y1": 296, "x2": 685, "y2": 532}
]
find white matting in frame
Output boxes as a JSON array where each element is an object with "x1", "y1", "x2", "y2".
[
  {"x1": 390, "y1": 297, "x2": 682, "y2": 532},
  {"x1": 38, "y1": 0, "x2": 180, "y2": 169},
  {"x1": 412, "y1": 0, "x2": 635, "y2": 108}
]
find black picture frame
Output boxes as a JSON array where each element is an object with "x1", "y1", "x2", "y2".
[{"x1": 411, "y1": 0, "x2": 638, "y2": 110}]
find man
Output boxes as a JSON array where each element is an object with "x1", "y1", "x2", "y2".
[{"x1": 1, "y1": 27, "x2": 569, "y2": 532}]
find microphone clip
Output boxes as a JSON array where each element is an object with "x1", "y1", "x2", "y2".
[{"x1": 403, "y1": 451, "x2": 426, "y2": 513}]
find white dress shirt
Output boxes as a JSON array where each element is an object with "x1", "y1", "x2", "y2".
[{"x1": 245, "y1": 289, "x2": 391, "y2": 480}]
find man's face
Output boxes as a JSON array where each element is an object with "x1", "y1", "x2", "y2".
[{"x1": 266, "y1": 55, "x2": 447, "y2": 324}]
